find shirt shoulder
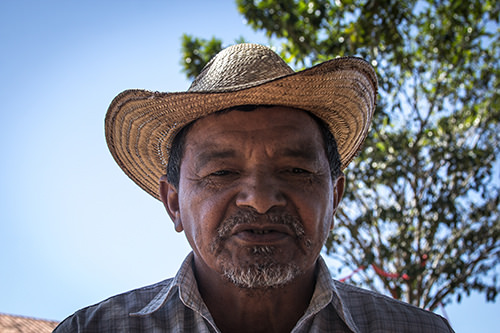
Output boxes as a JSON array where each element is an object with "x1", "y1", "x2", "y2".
[
  {"x1": 53, "y1": 278, "x2": 175, "y2": 332},
  {"x1": 332, "y1": 280, "x2": 455, "y2": 332}
]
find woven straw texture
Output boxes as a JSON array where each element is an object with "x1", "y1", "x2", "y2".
[{"x1": 105, "y1": 44, "x2": 377, "y2": 200}]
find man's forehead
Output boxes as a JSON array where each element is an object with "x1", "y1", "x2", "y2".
[
  {"x1": 181, "y1": 107, "x2": 327, "y2": 164},
  {"x1": 190, "y1": 138, "x2": 322, "y2": 162}
]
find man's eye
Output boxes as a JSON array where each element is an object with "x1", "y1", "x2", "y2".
[
  {"x1": 211, "y1": 170, "x2": 231, "y2": 176},
  {"x1": 291, "y1": 168, "x2": 309, "y2": 174}
]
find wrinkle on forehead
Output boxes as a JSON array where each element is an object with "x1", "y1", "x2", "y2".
[{"x1": 187, "y1": 133, "x2": 324, "y2": 167}]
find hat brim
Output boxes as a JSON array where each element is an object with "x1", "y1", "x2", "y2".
[{"x1": 105, "y1": 57, "x2": 377, "y2": 200}]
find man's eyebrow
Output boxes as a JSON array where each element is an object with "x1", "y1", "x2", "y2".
[
  {"x1": 278, "y1": 145, "x2": 319, "y2": 161},
  {"x1": 194, "y1": 148, "x2": 238, "y2": 167}
]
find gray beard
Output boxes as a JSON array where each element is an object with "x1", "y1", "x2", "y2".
[
  {"x1": 220, "y1": 248, "x2": 302, "y2": 289},
  {"x1": 211, "y1": 210, "x2": 311, "y2": 289}
]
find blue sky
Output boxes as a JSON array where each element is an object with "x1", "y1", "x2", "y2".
[{"x1": 0, "y1": 1, "x2": 497, "y2": 331}]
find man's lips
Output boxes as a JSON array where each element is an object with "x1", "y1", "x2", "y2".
[{"x1": 231, "y1": 224, "x2": 293, "y2": 244}]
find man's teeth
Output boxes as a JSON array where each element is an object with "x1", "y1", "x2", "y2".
[{"x1": 251, "y1": 229, "x2": 272, "y2": 234}]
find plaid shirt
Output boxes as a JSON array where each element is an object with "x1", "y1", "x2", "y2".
[{"x1": 54, "y1": 253, "x2": 454, "y2": 332}]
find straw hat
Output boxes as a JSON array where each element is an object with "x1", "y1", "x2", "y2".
[{"x1": 105, "y1": 43, "x2": 377, "y2": 200}]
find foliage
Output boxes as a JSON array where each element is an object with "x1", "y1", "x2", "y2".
[
  {"x1": 180, "y1": 0, "x2": 500, "y2": 311},
  {"x1": 180, "y1": 35, "x2": 223, "y2": 80}
]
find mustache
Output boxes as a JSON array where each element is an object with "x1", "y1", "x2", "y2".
[{"x1": 216, "y1": 209, "x2": 306, "y2": 240}]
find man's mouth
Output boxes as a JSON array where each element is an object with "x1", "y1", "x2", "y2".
[
  {"x1": 248, "y1": 229, "x2": 274, "y2": 234},
  {"x1": 232, "y1": 225, "x2": 292, "y2": 244}
]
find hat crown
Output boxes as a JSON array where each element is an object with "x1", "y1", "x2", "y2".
[{"x1": 188, "y1": 44, "x2": 295, "y2": 92}]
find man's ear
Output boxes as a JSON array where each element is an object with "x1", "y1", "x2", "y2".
[
  {"x1": 159, "y1": 175, "x2": 183, "y2": 232},
  {"x1": 330, "y1": 173, "x2": 345, "y2": 230}
]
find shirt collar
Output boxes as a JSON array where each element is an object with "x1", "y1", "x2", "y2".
[
  {"x1": 131, "y1": 252, "x2": 359, "y2": 332},
  {"x1": 130, "y1": 252, "x2": 211, "y2": 317},
  {"x1": 298, "y1": 256, "x2": 359, "y2": 332}
]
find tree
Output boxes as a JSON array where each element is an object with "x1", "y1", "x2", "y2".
[{"x1": 180, "y1": 0, "x2": 500, "y2": 311}]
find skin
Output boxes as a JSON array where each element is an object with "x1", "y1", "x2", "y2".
[{"x1": 159, "y1": 106, "x2": 344, "y2": 333}]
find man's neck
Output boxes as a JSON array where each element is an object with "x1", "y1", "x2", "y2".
[{"x1": 193, "y1": 259, "x2": 318, "y2": 333}]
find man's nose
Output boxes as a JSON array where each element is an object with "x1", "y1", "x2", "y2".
[{"x1": 235, "y1": 172, "x2": 286, "y2": 214}]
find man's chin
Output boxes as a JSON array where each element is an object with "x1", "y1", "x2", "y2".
[{"x1": 221, "y1": 260, "x2": 302, "y2": 289}]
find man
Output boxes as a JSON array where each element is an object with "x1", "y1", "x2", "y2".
[{"x1": 55, "y1": 44, "x2": 454, "y2": 332}]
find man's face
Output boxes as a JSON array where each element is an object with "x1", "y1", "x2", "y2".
[{"x1": 161, "y1": 106, "x2": 344, "y2": 289}]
